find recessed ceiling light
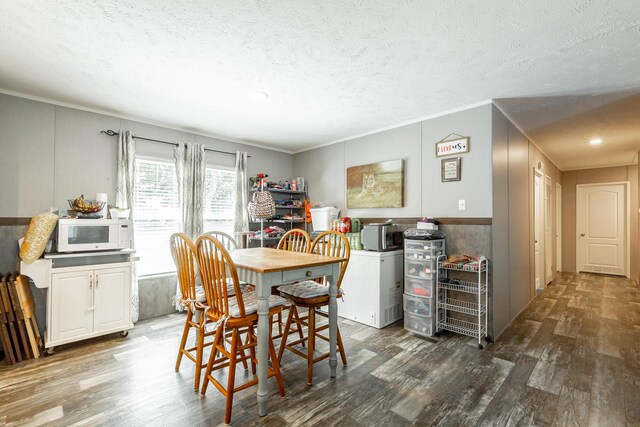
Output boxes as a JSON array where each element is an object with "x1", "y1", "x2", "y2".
[
  {"x1": 247, "y1": 91, "x2": 269, "y2": 102},
  {"x1": 589, "y1": 138, "x2": 602, "y2": 145}
]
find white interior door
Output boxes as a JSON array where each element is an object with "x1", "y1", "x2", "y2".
[
  {"x1": 534, "y1": 171, "x2": 543, "y2": 290},
  {"x1": 576, "y1": 183, "x2": 627, "y2": 276},
  {"x1": 556, "y1": 183, "x2": 562, "y2": 272},
  {"x1": 545, "y1": 176, "x2": 553, "y2": 284}
]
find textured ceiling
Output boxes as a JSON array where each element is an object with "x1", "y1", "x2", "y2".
[
  {"x1": 495, "y1": 92, "x2": 640, "y2": 170},
  {"x1": 0, "y1": 1, "x2": 639, "y2": 163}
]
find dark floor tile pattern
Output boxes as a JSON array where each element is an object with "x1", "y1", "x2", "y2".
[{"x1": 0, "y1": 272, "x2": 638, "y2": 426}]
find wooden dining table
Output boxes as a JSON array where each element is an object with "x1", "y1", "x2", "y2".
[{"x1": 229, "y1": 247, "x2": 347, "y2": 416}]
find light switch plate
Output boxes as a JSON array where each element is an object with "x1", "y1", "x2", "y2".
[{"x1": 458, "y1": 199, "x2": 466, "y2": 210}]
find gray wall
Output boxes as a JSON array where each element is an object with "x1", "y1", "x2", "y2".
[
  {"x1": 491, "y1": 106, "x2": 561, "y2": 338},
  {"x1": 0, "y1": 92, "x2": 294, "y2": 323},
  {"x1": 293, "y1": 104, "x2": 493, "y2": 218},
  {"x1": 0, "y1": 93, "x2": 294, "y2": 218},
  {"x1": 422, "y1": 104, "x2": 493, "y2": 217}
]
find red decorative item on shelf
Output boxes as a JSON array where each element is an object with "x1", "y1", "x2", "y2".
[{"x1": 331, "y1": 217, "x2": 352, "y2": 233}]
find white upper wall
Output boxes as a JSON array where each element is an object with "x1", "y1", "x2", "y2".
[
  {"x1": 293, "y1": 103, "x2": 493, "y2": 218},
  {"x1": 0, "y1": 93, "x2": 293, "y2": 217}
]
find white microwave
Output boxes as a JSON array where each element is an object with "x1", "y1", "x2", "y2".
[{"x1": 57, "y1": 218, "x2": 133, "y2": 252}]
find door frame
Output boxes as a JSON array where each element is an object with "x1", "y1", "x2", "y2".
[
  {"x1": 556, "y1": 182, "x2": 562, "y2": 272},
  {"x1": 545, "y1": 175, "x2": 553, "y2": 285},
  {"x1": 575, "y1": 181, "x2": 630, "y2": 278},
  {"x1": 533, "y1": 168, "x2": 544, "y2": 291}
]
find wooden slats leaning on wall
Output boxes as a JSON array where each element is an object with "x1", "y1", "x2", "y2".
[{"x1": 0, "y1": 273, "x2": 42, "y2": 364}]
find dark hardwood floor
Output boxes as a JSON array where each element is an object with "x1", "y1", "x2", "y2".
[{"x1": 1, "y1": 272, "x2": 639, "y2": 426}]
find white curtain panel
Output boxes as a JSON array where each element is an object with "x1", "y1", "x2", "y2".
[
  {"x1": 234, "y1": 151, "x2": 249, "y2": 239},
  {"x1": 116, "y1": 130, "x2": 140, "y2": 323},
  {"x1": 174, "y1": 142, "x2": 206, "y2": 238}
]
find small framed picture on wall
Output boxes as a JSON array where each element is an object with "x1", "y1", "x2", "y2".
[{"x1": 441, "y1": 157, "x2": 461, "y2": 182}]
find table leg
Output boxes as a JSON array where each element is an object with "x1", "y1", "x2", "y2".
[
  {"x1": 328, "y1": 268, "x2": 338, "y2": 378},
  {"x1": 256, "y1": 282, "x2": 269, "y2": 416}
]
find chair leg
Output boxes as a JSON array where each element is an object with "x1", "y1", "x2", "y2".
[
  {"x1": 201, "y1": 327, "x2": 222, "y2": 395},
  {"x1": 224, "y1": 329, "x2": 239, "y2": 425},
  {"x1": 175, "y1": 311, "x2": 192, "y2": 372},
  {"x1": 248, "y1": 325, "x2": 257, "y2": 375},
  {"x1": 239, "y1": 329, "x2": 249, "y2": 371},
  {"x1": 293, "y1": 307, "x2": 305, "y2": 347},
  {"x1": 194, "y1": 327, "x2": 205, "y2": 391},
  {"x1": 337, "y1": 326, "x2": 347, "y2": 366},
  {"x1": 307, "y1": 308, "x2": 315, "y2": 385},
  {"x1": 268, "y1": 321, "x2": 286, "y2": 397},
  {"x1": 278, "y1": 305, "x2": 296, "y2": 363}
]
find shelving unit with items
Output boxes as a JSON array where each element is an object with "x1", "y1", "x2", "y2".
[
  {"x1": 402, "y1": 237, "x2": 446, "y2": 337},
  {"x1": 248, "y1": 188, "x2": 308, "y2": 248},
  {"x1": 435, "y1": 254, "x2": 490, "y2": 349}
]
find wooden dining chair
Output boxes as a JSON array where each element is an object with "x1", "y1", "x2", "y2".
[
  {"x1": 196, "y1": 235, "x2": 286, "y2": 424},
  {"x1": 171, "y1": 233, "x2": 217, "y2": 391},
  {"x1": 277, "y1": 230, "x2": 350, "y2": 385},
  {"x1": 202, "y1": 230, "x2": 238, "y2": 251},
  {"x1": 277, "y1": 228, "x2": 311, "y2": 252},
  {"x1": 273, "y1": 228, "x2": 312, "y2": 339},
  {"x1": 203, "y1": 230, "x2": 253, "y2": 293}
]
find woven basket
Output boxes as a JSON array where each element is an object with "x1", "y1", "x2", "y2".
[{"x1": 248, "y1": 191, "x2": 275, "y2": 220}]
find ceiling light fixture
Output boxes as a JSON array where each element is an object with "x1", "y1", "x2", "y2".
[
  {"x1": 247, "y1": 91, "x2": 269, "y2": 102},
  {"x1": 589, "y1": 138, "x2": 602, "y2": 145}
]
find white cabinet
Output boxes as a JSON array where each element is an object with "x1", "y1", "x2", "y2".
[
  {"x1": 48, "y1": 263, "x2": 132, "y2": 348},
  {"x1": 50, "y1": 270, "x2": 93, "y2": 341},
  {"x1": 94, "y1": 267, "x2": 130, "y2": 333},
  {"x1": 339, "y1": 250, "x2": 404, "y2": 329}
]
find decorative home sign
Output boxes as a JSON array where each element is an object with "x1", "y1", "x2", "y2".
[
  {"x1": 436, "y1": 136, "x2": 469, "y2": 157},
  {"x1": 441, "y1": 157, "x2": 461, "y2": 182},
  {"x1": 346, "y1": 159, "x2": 404, "y2": 208}
]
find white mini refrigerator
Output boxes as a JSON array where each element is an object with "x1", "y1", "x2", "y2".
[{"x1": 338, "y1": 249, "x2": 404, "y2": 329}]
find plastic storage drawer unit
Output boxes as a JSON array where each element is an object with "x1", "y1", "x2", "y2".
[
  {"x1": 405, "y1": 249, "x2": 443, "y2": 260},
  {"x1": 405, "y1": 258, "x2": 436, "y2": 280},
  {"x1": 405, "y1": 277, "x2": 433, "y2": 298},
  {"x1": 404, "y1": 239, "x2": 445, "y2": 252},
  {"x1": 403, "y1": 294, "x2": 435, "y2": 317},
  {"x1": 404, "y1": 311, "x2": 434, "y2": 337}
]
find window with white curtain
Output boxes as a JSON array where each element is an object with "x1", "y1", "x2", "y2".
[
  {"x1": 203, "y1": 167, "x2": 236, "y2": 236},
  {"x1": 133, "y1": 158, "x2": 180, "y2": 276},
  {"x1": 133, "y1": 159, "x2": 236, "y2": 276}
]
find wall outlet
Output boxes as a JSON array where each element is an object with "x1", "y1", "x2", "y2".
[
  {"x1": 458, "y1": 199, "x2": 466, "y2": 210},
  {"x1": 369, "y1": 312, "x2": 376, "y2": 325}
]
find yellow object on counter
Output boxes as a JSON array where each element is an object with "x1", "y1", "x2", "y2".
[{"x1": 20, "y1": 211, "x2": 59, "y2": 263}]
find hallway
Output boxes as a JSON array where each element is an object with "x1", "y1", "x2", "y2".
[{"x1": 484, "y1": 272, "x2": 640, "y2": 426}]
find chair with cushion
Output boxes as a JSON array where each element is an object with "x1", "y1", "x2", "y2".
[
  {"x1": 273, "y1": 228, "x2": 311, "y2": 339},
  {"x1": 170, "y1": 233, "x2": 215, "y2": 391},
  {"x1": 277, "y1": 228, "x2": 311, "y2": 253},
  {"x1": 195, "y1": 235, "x2": 286, "y2": 424},
  {"x1": 277, "y1": 230, "x2": 350, "y2": 385},
  {"x1": 203, "y1": 230, "x2": 252, "y2": 292}
]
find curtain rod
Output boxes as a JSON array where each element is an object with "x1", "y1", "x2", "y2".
[{"x1": 100, "y1": 130, "x2": 250, "y2": 157}]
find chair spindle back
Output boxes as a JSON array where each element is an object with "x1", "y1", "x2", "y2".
[
  {"x1": 170, "y1": 233, "x2": 200, "y2": 303},
  {"x1": 195, "y1": 235, "x2": 245, "y2": 319},
  {"x1": 277, "y1": 229, "x2": 311, "y2": 253},
  {"x1": 202, "y1": 231, "x2": 238, "y2": 251},
  {"x1": 310, "y1": 231, "x2": 351, "y2": 289}
]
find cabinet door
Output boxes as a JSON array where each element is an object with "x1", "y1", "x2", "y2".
[
  {"x1": 94, "y1": 267, "x2": 131, "y2": 332},
  {"x1": 50, "y1": 270, "x2": 93, "y2": 341}
]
